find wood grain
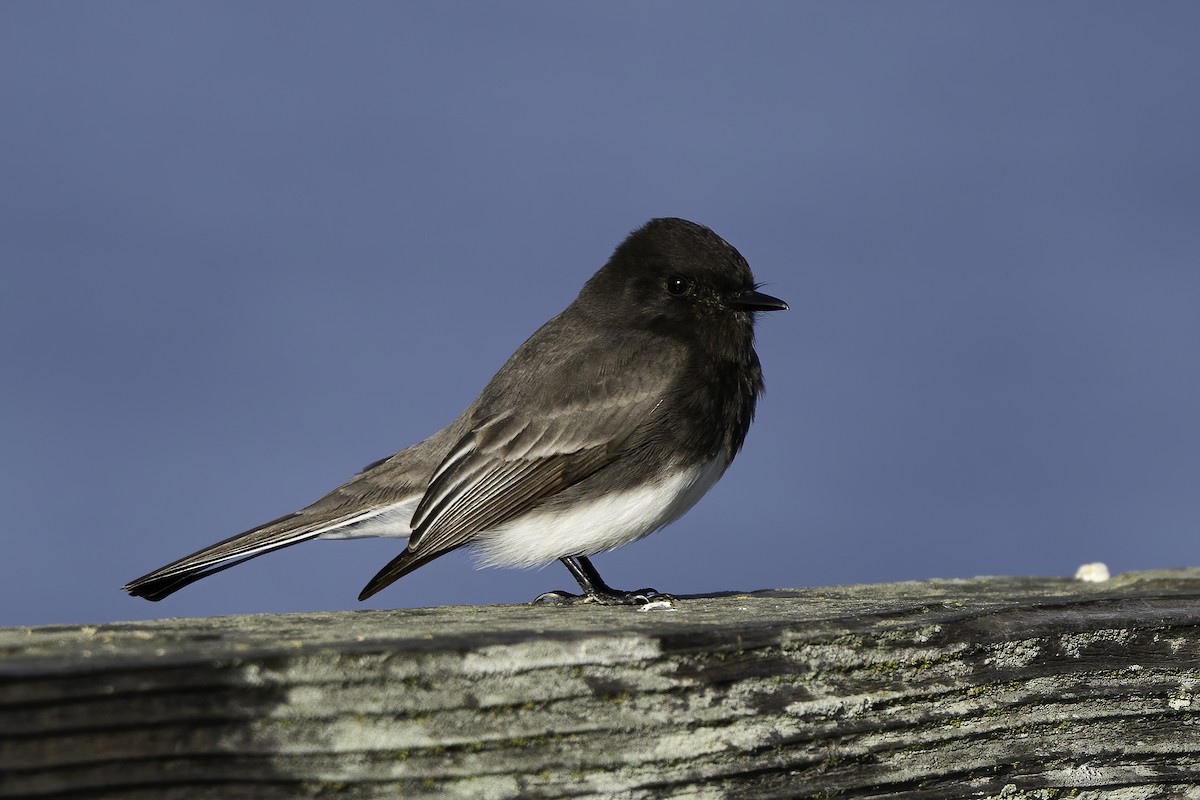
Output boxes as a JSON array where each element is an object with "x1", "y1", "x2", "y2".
[{"x1": 3, "y1": 570, "x2": 1199, "y2": 799}]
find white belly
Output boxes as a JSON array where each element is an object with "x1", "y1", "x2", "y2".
[{"x1": 473, "y1": 456, "x2": 728, "y2": 569}]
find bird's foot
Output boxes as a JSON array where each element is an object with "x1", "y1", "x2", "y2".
[
  {"x1": 535, "y1": 557, "x2": 676, "y2": 607},
  {"x1": 531, "y1": 587, "x2": 675, "y2": 606}
]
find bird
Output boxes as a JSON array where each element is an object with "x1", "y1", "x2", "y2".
[{"x1": 123, "y1": 217, "x2": 787, "y2": 606}]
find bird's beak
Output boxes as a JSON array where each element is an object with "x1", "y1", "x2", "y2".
[{"x1": 727, "y1": 288, "x2": 789, "y2": 312}]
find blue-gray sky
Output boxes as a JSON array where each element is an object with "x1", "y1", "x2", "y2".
[{"x1": 3, "y1": 3, "x2": 1198, "y2": 627}]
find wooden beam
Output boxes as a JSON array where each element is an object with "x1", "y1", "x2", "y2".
[{"x1": 3, "y1": 569, "x2": 1199, "y2": 798}]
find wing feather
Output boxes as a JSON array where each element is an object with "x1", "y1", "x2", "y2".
[{"x1": 356, "y1": 329, "x2": 685, "y2": 600}]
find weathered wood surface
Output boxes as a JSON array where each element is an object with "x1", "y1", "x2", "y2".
[{"x1": 2, "y1": 569, "x2": 1199, "y2": 799}]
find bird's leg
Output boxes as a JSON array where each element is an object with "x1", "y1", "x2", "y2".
[{"x1": 532, "y1": 556, "x2": 674, "y2": 606}]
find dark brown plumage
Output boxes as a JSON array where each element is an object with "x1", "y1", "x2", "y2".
[{"x1": 123, "y1": 218, "x2": 786, "y2": 606}]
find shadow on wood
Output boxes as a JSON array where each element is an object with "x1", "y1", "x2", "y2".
[{"x1": 3, "y1": 569, "x2": 1199, "y2": 799}]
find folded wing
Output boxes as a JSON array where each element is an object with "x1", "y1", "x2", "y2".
[{"x1": 357, "y1": 335, "x2": 678, "y2": 600}]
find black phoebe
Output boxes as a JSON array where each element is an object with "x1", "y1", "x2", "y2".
[{"x1": 123, "y1": 218, "x2": 787, "y2": 606}]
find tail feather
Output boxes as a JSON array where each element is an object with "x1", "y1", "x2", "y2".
[
  {"x1": 122, "y1": 437, "x2": 446, "y2": 602},
  {"x1": 123, "y1": 555, "x2": 269, "y2": 601},
  {"x1": 123, "y1": 511, "x2": 336, "y2": 601}
]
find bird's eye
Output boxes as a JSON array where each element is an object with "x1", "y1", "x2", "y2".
[{"x1": 666, "y1": 275, "x2": 692, "y2": 296}]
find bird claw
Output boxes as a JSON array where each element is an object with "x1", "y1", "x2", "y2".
[
  {"x1": 531, "y1": 587, "x2": 676, "y2": 607},
  {"x1": 532, "y1": 589, "x2": 577, "y2": 605}
]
